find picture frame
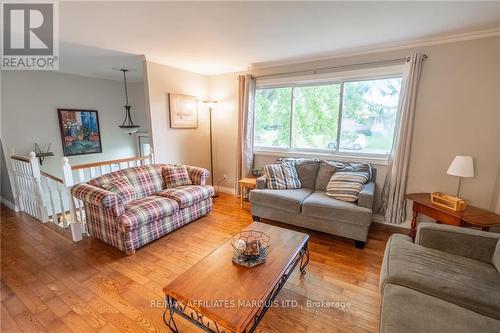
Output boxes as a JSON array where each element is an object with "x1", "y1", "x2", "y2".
[
  {"x1": 57, "y1": 108, "x2": 103, "y2": 156},
  {"x1": 168, "y1": 93, "x2": 198, "y2": 129}
]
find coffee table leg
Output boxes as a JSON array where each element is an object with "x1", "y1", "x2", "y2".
[
  {"x1": 299, "y1": 243, "x2": 310, "y2": 275},
  {"x1": 164, "y1": 296, "x2": 179, "y2": 333}
]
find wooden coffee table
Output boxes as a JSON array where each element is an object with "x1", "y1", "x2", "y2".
[{"x1": 162, "y1": 222, "x2": 310, "y2": 333}]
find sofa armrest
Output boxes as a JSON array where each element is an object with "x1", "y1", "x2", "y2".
[
  {"x1": 186, "y1": 166, "x2": 209, "y2": 185},
  {"x1": 358, "y1": 181, "x2": 375, "y2": 210},
  {"x1": 416, "y1": 223, "x2": 500, "y2": 263},
  {"x1": 72, "y1": 183, "x2": 125, "y2": 216},
  {"x1": 256, "y1": 176, "x2": 267, "y2": 189}
]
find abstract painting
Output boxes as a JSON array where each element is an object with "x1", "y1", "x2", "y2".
[
  {"x1": 58, "y1": 109, "x2": 102, "y2": 156},
  {"x1": 168, "y1": 93, "x2": 198, "y2": 128}
]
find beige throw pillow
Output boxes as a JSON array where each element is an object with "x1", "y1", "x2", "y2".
[{"x1": 326, "y1": 171, "x2": 369, "y2": 202}]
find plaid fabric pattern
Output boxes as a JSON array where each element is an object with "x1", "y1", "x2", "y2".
[
  {"x1": 122, "y1": 198, "x2": 212, "y2": 252},
  {"x1": 89, "y1": 164, "x2": 165, "y2": 199},
  {"x1": 77, "y1": 163, "x2": 213, "y2": 254},
  {"x1": 101, "y1": 177, "x2": 137, "y2": 205},
  {"x1": 265, "y1": 162, "x2": 302, "y2": 190},
  {"x1": 326, "y1": 171, "x2": 369, "y2": 202},
  {"x1": 118, "y1": 196, "x2": 179, "y2": 232},
  {"x1": 85, "y1": 203, "x2": 123, "y2": 249},
  {"x1": 163, "y1": 165, "x2": 193, "y2": 188},
  {"x1": 72, "y1": 183, "x2": 125, "y2": 216},
  {"x1": 186, "y1": 166, "x2": 209, "y2": 185},
  {"x1": 86, "y1": 198, "x2": 212, "y2": 253},
  {"x1": 157, "y1": 185, "x2": 214, "y2": 208}
]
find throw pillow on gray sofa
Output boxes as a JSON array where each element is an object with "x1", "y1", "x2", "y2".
[
  {"x1": 265, "y1": 162, "x2": 301, "y2": 190},
  {"x1": 326, "y1": 171, "x2": 369, "y2": 202},
  {"x1": 277, "y1": 157, "x2": 320, "y2": 189},
  {"x1": 315, "y1": 160, "x2": 373, "y2": 190}
]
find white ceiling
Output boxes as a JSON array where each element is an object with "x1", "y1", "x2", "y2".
[{"x1": 59, "y1": 1, "x2": 500, "y2": 77}]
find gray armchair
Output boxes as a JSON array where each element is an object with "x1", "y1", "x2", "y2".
[{"x1": 380, "y1": 223, "x2": 500, "y2": 333}]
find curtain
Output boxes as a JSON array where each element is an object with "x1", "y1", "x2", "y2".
[
  {"x1": 236, "y1": 74, "x2": 256, "y2": 194},
  {"x1": 378, "y1": 53, "x2": 425, "y2": 224}
]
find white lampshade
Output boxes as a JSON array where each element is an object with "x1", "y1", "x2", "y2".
[
  {"x1": 447, "y1": 156, "x2": 474, "y2": 178},
  {"x1": 203, "y1": 100, "x2": 218, "y2": 108}
]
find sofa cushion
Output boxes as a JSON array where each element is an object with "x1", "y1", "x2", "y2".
[
  {"x1": 163, "y1": 164, "x2": 193, "y2": 188},
  {"x1": 315, "y1": 160, "x2": 372, "y2": 190},
  {"x1": 381, "y1": 234, "x2": 500, "y2": 320},
  {"x1": 157, "y1": 185, "x2": 214, "y2": 208},
  {"x1": 302, "y1": 191, "x2": 372, "y2": 226},
  {"x1": 118, "y1": 196, "x2": 179, "y2": 232},
  {"x1": 249, "y1": 188, "x2": 313, "y2": 214},
  {"x1": 89, "y1": 164, "x2": 165, "y2": 199},
  {"x1": 265, "y1": 162, "x2": 301, "y2": 190},
  {"x1": 101, "y1": 176, "x2": 137, "y2": 205},
  {"x1": 326, "y1": 171, "x2": 369, "y2": 202},
  {"x1": 277, "y1": 158, "x2": 320, "y2": 189},
  {"x1": 380, "y1": 284, "x2": 500, "y2": 333}
]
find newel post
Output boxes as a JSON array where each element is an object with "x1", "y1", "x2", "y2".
[
  {"x1": 62, "y1": 157, "x2": 83, "y2": 241},
  {"x1": 7, "y1": 149, "x2": 21, "y2": 211},
  {"x1": 29, "y1": 152, "x2": 49, "y2": 222}
]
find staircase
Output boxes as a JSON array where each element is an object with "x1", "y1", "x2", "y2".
[{"x1": 7, "y1": 150, "x2": 154, "y2": 241}]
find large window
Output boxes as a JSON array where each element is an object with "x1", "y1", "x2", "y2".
[{"x1": 254, "y1": 75, "x2": 403, "y2": 157}]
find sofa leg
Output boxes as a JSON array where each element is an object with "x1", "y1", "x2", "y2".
[
  {"x1": 355, "y1": 241, "x2": 365, "y2": 249},
  {"x1": 125, "y1": 249, "x2": 136, "y2": 256},
  {"x1": 252, "y1": 215, "x2": 261, "y2": 222}
]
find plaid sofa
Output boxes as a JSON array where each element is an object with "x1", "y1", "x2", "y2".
[{"x1": 72, "y1": 164, "x2": 213, "y2": 254}]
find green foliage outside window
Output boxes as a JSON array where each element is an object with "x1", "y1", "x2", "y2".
[{"x1": 254, "y1": 76, "x2": 403, "y2": 155}]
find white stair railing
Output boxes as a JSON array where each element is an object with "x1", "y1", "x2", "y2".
[
  {"x1": 8, "y1": 151, "x2": 154, "y2": 242},
  {"x1": 9, "y1": 151, "x2": 49, "y2": 223}
]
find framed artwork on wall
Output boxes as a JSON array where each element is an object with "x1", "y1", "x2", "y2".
[
  {"x1": 168, "y1": 93, "x2": 198, "y2": 129},
  {"x1": 58, "y1": 109, "x2": 103, "y2": 156}
]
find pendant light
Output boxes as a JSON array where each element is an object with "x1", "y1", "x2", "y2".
[{"x1": 119, "y1": 69, "x2": 140, "y2": 135}]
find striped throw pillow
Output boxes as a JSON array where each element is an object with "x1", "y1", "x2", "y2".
[
  {"x1": 326, "y1": 171, "x2": 369, "y2": 202},
  {"x1": 265, "y1": 162, "x2": 301, "y2": 190}
]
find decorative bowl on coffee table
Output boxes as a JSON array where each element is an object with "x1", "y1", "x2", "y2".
[{"x1": 231, "y1": 230, "x2": 271, "y2": 267}]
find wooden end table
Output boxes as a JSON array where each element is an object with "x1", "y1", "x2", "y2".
[
  {"x1": 406, "y1": 193, "x2": 500, "y2": 240},
  {"x1": 239, "y1": 178, "x2": 257, "y2": 208},
  {"x1": 162, "y1": 222, "x2": 309, "y2": 333}
]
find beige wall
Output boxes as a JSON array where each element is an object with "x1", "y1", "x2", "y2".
[
  {"x1": 1, "y1": 71, "x2": 149, "y2": 178},
  {"x1": 144, "y1": 61, "x2": 211, "y2": 173},
  {"x1": 207, "y1": 37, "x2": 500, "y2": 215},
  {"x1": 207, "y1": 73, "x2": 239, "y2": 190}
]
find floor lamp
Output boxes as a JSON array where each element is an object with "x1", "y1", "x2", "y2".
[{"x1": 203, "y1": 100, "x2": 218, "y2": 197}]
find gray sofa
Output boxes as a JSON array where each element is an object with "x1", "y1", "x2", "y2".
[
  {"x1": 249, "y1": 159, "x2": 375, "y2": 248},
  {"x1": 380, "y1": 223, "x2": 500, "y2": 333}
]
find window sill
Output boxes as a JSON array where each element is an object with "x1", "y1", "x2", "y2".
[{"x1": 253, "y1": 149, "x2": 390, "y2": 166}]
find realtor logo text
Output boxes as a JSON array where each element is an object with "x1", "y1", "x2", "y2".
[{"x1": 2, "y1": 1, "x2": 58, "y2": 70}]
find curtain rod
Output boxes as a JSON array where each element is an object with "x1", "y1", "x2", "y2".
[{"x1": 254, "y1": 54, "x2": 428, "y2": 80}]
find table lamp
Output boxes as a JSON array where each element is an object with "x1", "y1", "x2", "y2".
[{"x1": 447, "y1": 156, "x2": 474, "y2": 198}]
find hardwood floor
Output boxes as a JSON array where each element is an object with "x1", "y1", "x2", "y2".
[{"x1": 1, "y1": 193, "x2": 404, "y2": 333}]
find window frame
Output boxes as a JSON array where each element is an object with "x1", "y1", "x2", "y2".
[{"x1": 253, "y1": 65, "x2": 406, "y2": 164}]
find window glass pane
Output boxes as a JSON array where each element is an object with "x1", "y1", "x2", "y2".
[
  {"x1": 293, "y1": 84, "x2": 340, "y2": 150},
  {"x1": 340, "y1": 77, "x2": 402, "y2": 154},
  {"x1": 254, "y1": 87, "x2": 292, "y2": 148}
]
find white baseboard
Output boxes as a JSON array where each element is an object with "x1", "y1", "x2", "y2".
[
  {"x1": 1, "y1": 196, "x2": 19, "y2": 212},
  {"x1": 217, "y1": 186, "x2": 236, "y2": 195}
]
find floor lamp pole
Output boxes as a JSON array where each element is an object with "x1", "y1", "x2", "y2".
[{"x1": 209, "y1": 106, "x2": 218, "y2": 197}]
